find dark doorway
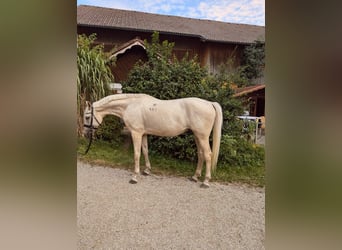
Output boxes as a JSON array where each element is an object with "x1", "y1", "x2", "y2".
[{"x1": 112, "y1": 45, "x2": 148, "y2": 82}]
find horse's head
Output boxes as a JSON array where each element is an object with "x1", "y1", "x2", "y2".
[{"x1": 83, "y1": 101, "x2": 101, "y2": 138}]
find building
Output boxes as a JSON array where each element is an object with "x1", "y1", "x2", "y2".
[
  {"x1": 233, "y1": 84, "x2": 265, "y2": 117},
  {"x1": 77, "y1": 5, "x2": 265, "y2": 82}
]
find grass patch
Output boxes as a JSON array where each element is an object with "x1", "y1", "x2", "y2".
[{"x1": 77, "y1": 137, "x2": 265, "y2": 187}]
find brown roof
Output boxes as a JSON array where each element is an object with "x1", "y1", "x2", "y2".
[
  {"x1": 77, "y1": 5, "x2": 265, "y2": 44},
  {"x1": 233, "y1": 84, "x2": 265, "y2": 97}
]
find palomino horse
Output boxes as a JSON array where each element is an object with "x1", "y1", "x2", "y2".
[{"x1": 83, "y1": 94, "x2": 222, "y2": 187}]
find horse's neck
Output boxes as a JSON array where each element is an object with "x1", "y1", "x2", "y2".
[
  {"x1": 94, "y1": 95, "x2": 139, "y2": 118},
  {"x1": 94, "y1": 101, "x2": 125, "y2": 119}
]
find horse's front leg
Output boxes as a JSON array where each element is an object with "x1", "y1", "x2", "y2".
[
  {"x1": 141, "y1": 134, "x2": 152, "y2": 175},
  {"x1": 129, "y1": 131, "x2": 143, "y2": 184}
]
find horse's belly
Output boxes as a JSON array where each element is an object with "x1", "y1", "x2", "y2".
[{"x1": 143, "y1": 113, "x2": 188, "y2": 136}]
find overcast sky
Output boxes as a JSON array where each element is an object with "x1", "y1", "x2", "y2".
[{"x1": 77, "y1": 0, "x2": 265, "y2": 26}]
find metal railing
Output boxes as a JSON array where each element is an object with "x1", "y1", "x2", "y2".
[{"x1": 237, "y1": 115, "x2": 265, "y2": 145}]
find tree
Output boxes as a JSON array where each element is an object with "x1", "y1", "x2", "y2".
[
  {"x1": 241, "y1": 40, "x2": 265, "y2": 84},
  {"x1": 77, "y1": 33, "x2": 114, "y2": 135}
]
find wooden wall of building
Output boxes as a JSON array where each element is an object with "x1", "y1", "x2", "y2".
[{"x1": 77, "y1": 26, "x2": 247, "y2": 82}]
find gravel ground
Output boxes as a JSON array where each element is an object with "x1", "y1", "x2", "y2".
[{"x1": 78, "y1": 161, "x2": 265, "y2": 249}]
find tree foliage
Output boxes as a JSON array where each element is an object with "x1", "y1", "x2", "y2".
[{"x1": 241, "y1": 40, "x2": 265, "y2": 83}]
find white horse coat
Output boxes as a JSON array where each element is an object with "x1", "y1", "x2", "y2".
[{"x1": 83, "y1": 93, "x2": 222, "y2": 187}]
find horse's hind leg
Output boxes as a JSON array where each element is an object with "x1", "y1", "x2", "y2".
[
  {"x1": 191, "y1": 136, "x2": 204, "y2": 182},
  {"x1": 197, "y1": 136, "x2": 212, "y2": 188},
  {"x1": 141, "y1": 134, "x2": 152, "y2": 175},
  {"x1": 130, "y1": 131, "x2": 143, "y2": 184}
]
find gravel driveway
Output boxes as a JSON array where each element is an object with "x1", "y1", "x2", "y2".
[{"x1": 78, "y1": 161, "x2": 265, "y2": 249}]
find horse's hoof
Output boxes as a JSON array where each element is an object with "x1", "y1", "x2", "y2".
[
  {"x1": 190, "y1": 176, "x2": 198, "y2": 182},
  {"x1": 142, "y1": 169, "x2": 150, "y2": 175},
  {"x1": 129, "y1": 178, "x2": 138, "y2": 184},
  {"x1": 200, "y1": 182, "x2": 210, "y2": 188}
]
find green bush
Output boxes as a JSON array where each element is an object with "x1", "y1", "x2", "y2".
[
  {"x1": 219, "y1": 134, "x2": 264, "y2": 167},
  {"x1": 149, "y1": 132, "x2": 197, "y2": 161},
  {"x1": 95, "y1": 116, "x2": 124, "y2": 146}
]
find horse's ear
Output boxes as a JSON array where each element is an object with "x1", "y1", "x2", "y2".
[{"x1": 86, "y1": 101, "x2": 91, "y2": 108}]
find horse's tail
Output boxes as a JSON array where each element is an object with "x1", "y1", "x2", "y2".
[{"x1": 211, "y1": 102, "x2": 223, "y2": 172}]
